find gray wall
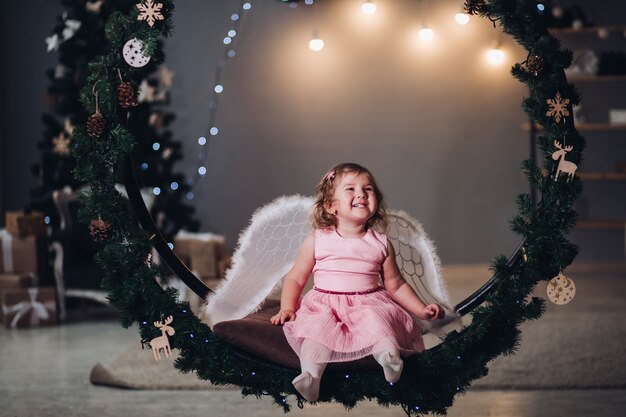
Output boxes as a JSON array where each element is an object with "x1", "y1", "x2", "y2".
[{"x1": 2, "y1": 0, "x2": 625, "y2": 264}]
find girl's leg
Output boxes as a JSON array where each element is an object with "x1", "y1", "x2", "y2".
[
  {"x1": 293, "y1": 340, "x2": 328, "y2": 401},
  {"x1": 372, "y1": 339, "x2": 403, "y2": 383}
]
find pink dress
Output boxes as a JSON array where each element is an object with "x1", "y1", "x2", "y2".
[{"x1": 283, "y1": 228, "x2": 424, "y2": 363}]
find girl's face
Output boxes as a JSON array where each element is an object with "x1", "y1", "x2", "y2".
[{"x1": 327, "y1": 172, "x2": 378, "y2": 227}]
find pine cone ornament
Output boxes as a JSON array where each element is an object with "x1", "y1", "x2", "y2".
[
  {"x1": 117, "y1": 82, "x2": 137, "y2": 108},
  {"x1": 87, "y1": 112, "x2": 106, "y2": 138},
  {"x1": 89, "y1": 219, "x2": 112, "y2": 242},
  {"x1": 525, "y1": 55, "x2": 546, "y2": 76},
  {"x1": 464, "y1": 0, "x2": 487, "y2": 15}
]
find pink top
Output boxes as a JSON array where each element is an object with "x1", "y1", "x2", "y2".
[{"x1": 312, "y1": 228, "x2": 388, "y2": 293}]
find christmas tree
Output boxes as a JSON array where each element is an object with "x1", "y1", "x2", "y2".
[{"x1": 30, "y1": 0, "x2": 199, "y2": 240}]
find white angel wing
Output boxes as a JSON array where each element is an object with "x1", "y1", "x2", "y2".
[
  {"x1": 204, "y1": 195, "x2": 314, "y2": 327},
  {"x1": 385, "y1": 211, "x2": 460, "y2": 334}
]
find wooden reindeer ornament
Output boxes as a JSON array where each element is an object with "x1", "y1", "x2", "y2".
[
  {"x1": 552, "y1": 141, "x2": 578, "y2": 182},
  {"x1": 150, "y1": 315, "x2": 175, "y2": 361}
]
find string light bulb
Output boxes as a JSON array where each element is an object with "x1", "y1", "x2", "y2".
[
  {"x1": 309, "y1": 37, "x2": 324, "y2": 51},
  {"x1": 419, "y1": 28, "x2": 434, "y2": 41},
  {"x1": 455, "y1": 13, "x2": 470, "y2": 25},
  {"x1": 486, "y1": 46, "x2": 505, "y2": 65},
  {"x1": 361, "y1": 1, "x2": 377, "y2": 15}
]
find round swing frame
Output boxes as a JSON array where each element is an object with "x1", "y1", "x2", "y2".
[{"x1": 74, "y1": 1, "x2": 584, "y2": 415}]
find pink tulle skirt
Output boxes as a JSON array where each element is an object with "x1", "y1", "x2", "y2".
[{"x1": 283, "y1": 287, "x2": 425, "y2": 363}]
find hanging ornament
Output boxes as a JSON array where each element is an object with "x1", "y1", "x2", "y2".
[
  {"x1": 123, "y1": 38, "x2": 151, "y2": 68},
  {"x1": 464, "y1": 0, "x2": 486, "y2": 16},
  {"x1": 89, "y1": 218, "x2": 112, "y2": 242},
  {"x1": 149, "y1": 315, "x2": 175, "y2": 361},
  {"x1": 524, "y1": 55, "x2": 546, "y2": 76},
  {"x1": 87, "y1": 82, "x2": 106, "y2": 138},
  {"x1": 52, "y1": 132, "x2": 71, "y2": 156},
  {"x1": 157, "y1": 65, "x2": 174, "y2": 88},
  {"x1": 546, "y1": 92, "x2": 570, "y2": 123},
  {"x1": 62, "y1": 19, "x2": 82, "y2": 41},
  {"x1": 64, "y1": 118, "x2": 75, "y2": 136},
  {"x1": 547, "y1": 272, "x2": 576, "y2": 305},
  {"x1": 46, "y1": 34, "x2": 60, "y2": 52},
  {"x1": 116, "y1": 69, "x2": 138, "y2": 109},
  {"x1": 136, "y1": 0, "x2": 165, "y2": 27},
  {"x1": 85, "y1": 0, "x2": 104, "y2": 14},
  {"x1": 551, "y1": 140, "x2": 578, "y2": 181}
]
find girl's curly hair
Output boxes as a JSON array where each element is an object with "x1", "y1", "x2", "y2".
[{"x1": 312, "y1": 162, "x2": 387, "y2": 232}]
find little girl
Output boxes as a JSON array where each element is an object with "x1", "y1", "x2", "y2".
[{"x1": 270, "y1": 162, "x2": 444, "y2": 401}]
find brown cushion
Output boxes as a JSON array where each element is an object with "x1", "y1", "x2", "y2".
[{"x1": 213, "y1": 299, "x2": 379, "y2": 371}]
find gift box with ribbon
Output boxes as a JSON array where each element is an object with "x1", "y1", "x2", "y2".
[
  {"x1": 0, "y1": 229, "x2": 40, "y2": 274},
  {"x1": 173, "y1": 231, "x2": 225, "y2": 279},
  {"x1": 5, "y1": 210, "x2": 47, "y2": 238},
  {"x1": 2, "y1": 287, "x2": 57, "y2": 329}
]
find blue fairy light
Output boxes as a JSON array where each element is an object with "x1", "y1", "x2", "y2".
[
  {"x1": 140, "y1": 162, "x2": 148, "y2": 171},
  {"x1": 198, "y1": 166, "x2": 207, "y2": 176},
  {"x1": 152, "y1": 142, "x2": 160, "y2": 151},
  {"x1": 142, "y1": 321, "x2": 148, "y2": 325},
  {"x1": 243, "y1": 3, "x2": 251, "y2": 10},
  {"x1": 198, "y1": 136, "x2": 206, "y2": 145},
  {"x1": 537, "y1": 4, "x2": 545, "y2": 12},
  {"x1": 231, "y1": 13, "x2": 239, "y2": 21},
  {"x1": 252, "y1": 371, "x2": 256, "y2": 376},
  {"x1": 182, "y1": 309, "x2": 187, "y2": 313},
  {"x1": 190, "y1": 333, "x2": 194, "y2": 338},
  {"x1": 228, "y1": 30, "x2": 236, "y2": 37},
  {"x1": 210, "y1": 127, "x2": 219, "y2": 136},
  {"x1": 152, "y1": 187, "x2": 161, "y2": 196},
  {"x1": 186, "y1": 192, "x2": 194, "y2": 200},
  {"x1": 167, "y1": 242, "x2": 174, "y2": 250},
  {"x1": 170, "y1": 182, "x2": 179, "y2": 190},
  {"x1": 227, "y1": 50, "x2": 236, "y2": 58},
  {"x1": 44, "y1": 216, "x2": 51, "y2": 224},
  {"x1": 223, "y1": 37, "x2": 232, "y2": 45},
  {"x1": 345, "y1": 374, "x2": 350, "y2": 379},
  {"x1": 214, "y1": 84, "x2": 224, "y2": 93}
]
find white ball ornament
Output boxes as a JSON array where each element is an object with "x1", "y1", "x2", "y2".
[{"x1": 123, "y1": 38, "x2": 151, "y2": 68}]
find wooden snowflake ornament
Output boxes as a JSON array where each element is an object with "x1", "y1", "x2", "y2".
[
  {"x1": 552, "y1": 141, "x2": 578, "y2": 181},
  {"x1": 546, "y1": 92, "x2": 570, "y2": 123},
  {"x1": 136, "y1": 0, "x2": 164, "y2": 27},
  {"x1": 52, "y1": 132, "x2": 71, "y2": 156},
  {"x1": 547, "y1": 272, "x2": 576, "y2": 305}
]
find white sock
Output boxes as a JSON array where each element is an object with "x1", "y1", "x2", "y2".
[
  {"x1": 293, "y1": 361, "x2": 326, "y2": 401},
  {"x1": 372, "y1": 341, "x2": 404, "y2": 383}
]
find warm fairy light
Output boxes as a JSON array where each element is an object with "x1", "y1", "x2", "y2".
[
  {"x1": 486, "y1": 48, "x2": 505, "y2": 64},
  {"x1": 309, "y1": 38, "x2": 324, "y2": 51},
  {"x1": 361, "y1": 1, "x2": 377, "y2": 15},
  {"x1": 419, "y1": 28, "x2": 434, "y2": 41},
  {"x1": 455, "y1": 13, "x2": 470, "y2": 25}
]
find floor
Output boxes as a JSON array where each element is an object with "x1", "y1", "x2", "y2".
[{"x1": 1, "y1": 265, "x2": 625, "y2": 417}]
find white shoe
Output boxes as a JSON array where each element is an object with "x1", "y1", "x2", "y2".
[{"x1": 292, "y1": 371, "x2": 321, "y2": 402}]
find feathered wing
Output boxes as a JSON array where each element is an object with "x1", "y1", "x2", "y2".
[
  {"x1": 203, "y1": 195, "x2": 315, "y2": 327},
  {"x1": 386, "y1": 211, "x2": 461, "y2": 334}
]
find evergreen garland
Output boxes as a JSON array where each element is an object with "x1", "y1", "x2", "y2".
[{"x1": 73, "y1": 0, "x2": 583, "y2": 415}]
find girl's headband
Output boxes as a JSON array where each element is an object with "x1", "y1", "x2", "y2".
[{"x1": 324, "y1": 169, "x2": 336, "y2": 182}]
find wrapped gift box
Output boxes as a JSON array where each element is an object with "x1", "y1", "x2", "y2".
[
  {"x1": 0, "y1": 230, "x2": 40, "y2": 274},
  {"x1": 173, "y1": 231, "x2": 225, "y2": 279},
  {"x1": 0, "y1": 272, "x2": 36, "y2": 289},
  {"x1": 0, "y1": 273, "x2": 37, "y2": 320},
  {"x1": 2, "y1": 287, "x2": 57, "y2": 329},
  {"x1": 5, "y1": 210, "x2": 47, "y2": 238}
]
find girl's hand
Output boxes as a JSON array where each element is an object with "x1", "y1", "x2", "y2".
[
  {"x1": 419, "y1": 304, "x2": 445, "y2": 321},
  {"x1": 270, "y1": 309, "x2": 296, "y2": 325}
]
